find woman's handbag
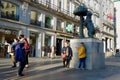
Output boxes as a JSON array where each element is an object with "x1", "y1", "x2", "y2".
[{"x1": 62, "y1": 54, "x2": 67, "y2": 59}]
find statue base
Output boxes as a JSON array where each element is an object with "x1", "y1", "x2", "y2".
[{"x1": 70, "y1": 38, "x2": 105, "y2": 70}]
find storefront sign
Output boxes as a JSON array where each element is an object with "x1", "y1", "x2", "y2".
[{"x1": 0, "y1": 28, "x2": 17, "y2": 34}]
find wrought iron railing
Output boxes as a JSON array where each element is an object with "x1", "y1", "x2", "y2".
[
  {"x1": 30, "y1": 19, "x2": 41, "y2": 26},
  {"x1": 56, "y1": 26, "x2": 63, "y2": 31},
  {"x1": 30, "y1": 0, "x2": 76, "y2": 19},
  {"x1": 45, "y1": 23, "x2": 53, "y2": 29}
]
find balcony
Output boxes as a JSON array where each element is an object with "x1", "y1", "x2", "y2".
[
  {"x1": 30, "y1": 20, "x2": 41, "y2": 26},
  {"x1": 101, "y1": 31, "x2": 114, "y2": 37},
  {"x1": 45, "y1": 23, "x2": 53, "y2": 29},
  {"x1": 1, "y1": 12, "x2": 19, "y2": 21},
  {"x1": 30, "y1": 0, "x2": 38, "y2": 3},
  {"x1": 24, "y1": 0, "x2": 79, "y2": 22},
  {"x1": 103, "y1": 19, "x2": 113, "y2": 29},
  {"x1": 56, "y1": 27, "x2": 63, "y2": 32}
]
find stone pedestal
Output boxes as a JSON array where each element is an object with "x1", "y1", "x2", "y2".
[{"x1": 70, "y1": 38, "x2": 105, "y2": 70}]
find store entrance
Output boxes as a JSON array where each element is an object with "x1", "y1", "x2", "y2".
[
  {"x1": 29, "y1": 33, "x2": 38, "y2": 57},
  {"x1": 0, "y1": 29, "x2": 18, "y2": 58},
  {"x1": 45, "y1": 35, "x2": 51, "y2": 56},
  {"x1": 56, "y1": 38, "x2": 62, "y2": 56}
]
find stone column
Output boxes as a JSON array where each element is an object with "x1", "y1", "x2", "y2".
[
  {"x1": 41, "y1": 32, "x2": 45, "y2": 57},
  {"x1": 51, "y1": 35, "x2": 55, "y2": 57},
  {"x1": 50, "y1": 0, "x2": 54, "y2": 9},
  {"x1": 41, "y1": 13, "x2": 45, "y2": 28},
  {"x1": 107, "y1": 38, "x2": 110, "y2": 51},
  {"x1": 63, "y1": 21, "x2": 66, "y2": 32},
  {"x1": 103, "y1": 39, "x2": 106, "y2": 53},
  {"x1": 26, "y1": 28, "x2": 30, "y2": 40},
  {"x1": 36, "y1": 33, "x2": 42, "y2": 57},
  {"x1": 111, "y1": 39, "x2": 114, "y2": 49},
  {"x1": 53, "y1": 17, "x2": 57, "y2": 30},
  {"x1": 64, "y1": 0, "x2": 67, "y2": 10},
  {"x1": 54, "y1": 0, "x2": 57, "y2": 6},
  {"x1": 61, "y1": 0, "x2": 64, "y2": 11},
  {"x1": 42, "y1": 32, "x2": 45, "y2": 46},
  {"x1": 1, "y1": 35, "x2": 5, "y2": 43},
  {"x1": 69, "y1": 1, "x2": 72, "y2": 16}
]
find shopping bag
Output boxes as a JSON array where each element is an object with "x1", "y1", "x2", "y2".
[{"x1": 62, "y1": 54, "x2": 67, "y2": 59}]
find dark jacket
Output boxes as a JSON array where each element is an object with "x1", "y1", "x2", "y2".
[
  {"x1": 41, "y1": 46, "x2": 46, "y2": 51},
  {"x1": 61, "y1": 46, "x2": 73, "y2": 59},
  {"x1": 47, "y1": 46, "x2": 51, "y2": 53},
  {"x1": 15, "y1": 41, "x2": 25, "y2": 62}
]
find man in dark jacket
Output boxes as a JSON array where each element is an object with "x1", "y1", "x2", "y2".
[
  {"x1": 15, "y1": 37, "x2": 25, "y2": 77},
  {"x1": 61, "y1": 41, "x2": 73, "y2": 68}
]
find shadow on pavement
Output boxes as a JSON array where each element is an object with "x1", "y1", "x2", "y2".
[{"x1": 1, "y1": 56, "x2": 120, "y2": 80}]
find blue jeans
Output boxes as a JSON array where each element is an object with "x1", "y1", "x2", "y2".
[{"x1": 78, "y1": 57, "x2": 86, "y2": 69}]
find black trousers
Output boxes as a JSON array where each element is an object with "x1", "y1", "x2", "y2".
[
  {"x1": 18, "y1": 61, "x2": 25, "y2": 75},
  {"x1": 25, "y1": 52, "x2": 29, "y2": 65},
  {"x1": 63, "y1": 57, "x2": 71, "y2": 67}
]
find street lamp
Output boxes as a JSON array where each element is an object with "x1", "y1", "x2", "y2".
[
  {"x1": 111, "y1": 0, "x2": 118, "y2": 55},
  {"x1": 113, "y1": 8, "x2": 117, "y2": 55}
]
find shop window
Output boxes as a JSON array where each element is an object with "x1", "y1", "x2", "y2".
[
  {"x1": 30, "y1": 11, "x2": 41, "y2": 26},
  {"x1": 45, "y1": 35, "x2": 51, "y2": 56},
  {"x1": 56, "y1": 19, "x2": 63, "y2": 31},
  {"x1": 73, "y1": 25, "x2": 79, "y2": 36},
  {"x1": 45, "y1": 35, "x2": 51, "y2": 46},
  {"x1": 0, "y1": 29, "x2": 18, "y2": 58},
  {"x1": 45, "y1": 16, "x2": 52, "y2": 29},
  {"x1": 1, "y1": 1, "x2": 19, "y2": 21},
  {"x1": 29, "y1": 33, "x2": 37, "y2": 57}
]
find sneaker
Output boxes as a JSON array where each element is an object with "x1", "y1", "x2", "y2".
[
  {"x1": 18, "y1": 74, "x2": 24, "y2": 77},
  {"x1": 66, "y1": 65, "x2": 69, "y2": 68},
  {"x1": 11, "y1": 66, "x2": 16, "y2": 68},
  {"x1": 79, "y1": 68, "x2": 82, "y2": 70},
  {"x1": 81, "y1": 68, "x2": 86, "y2": 70},
  {"x1": 82, "y1": 68, "x2": 87, "y2": 70},
  {"x1": 25, "y1": 65, "x2": 29, "y2": 68}
]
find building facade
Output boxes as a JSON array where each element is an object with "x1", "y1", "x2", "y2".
[
  {"x1": 114, "y1": 2, "x2": 120, "y2": 50},
  {"x1": 0, "y1": 0, "x2": 114, "y2": 58},
  {"x1": 99, "y1": 0, "x2": 115, "y2": 56}
]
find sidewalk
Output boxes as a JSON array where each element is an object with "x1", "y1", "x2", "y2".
[
  {"x1": 1, "y1": 56, "x2": 120, "y2": 80},
  {"x1": 0, "y1": 57, "x2": 63, "y2": 80}
]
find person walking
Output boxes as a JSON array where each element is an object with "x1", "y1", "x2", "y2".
[
  {"x1": 19, "y1": 35, "x2": 30, "y2": 68},
  {"x1": 47, "y1": 46, "x2": 51, "y2": 58},
  {"x1": 41, "y1": 45, "x2": 46, "y2": 58},
  {"x1": 10, "y1": 38, "x2": 19, "y2": 68},
  {"x1": 61, "y1": 41, "x2": 73, "y2": 68},
  {"x1": 77, "y1": 42, "x2": 86, "y2": 70},
  {"x1": 24, "y1": 38, "x2": 30, "y2": 68},
  {"x1": 4, "y1": 40, "x2": 10, "y2": 58},
  {"x1": 15, "y1": 37, "x2": 26, "y2": 76},
  {"x1": 51, "y1": 45, "x2": 56, "y2": 59}
]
